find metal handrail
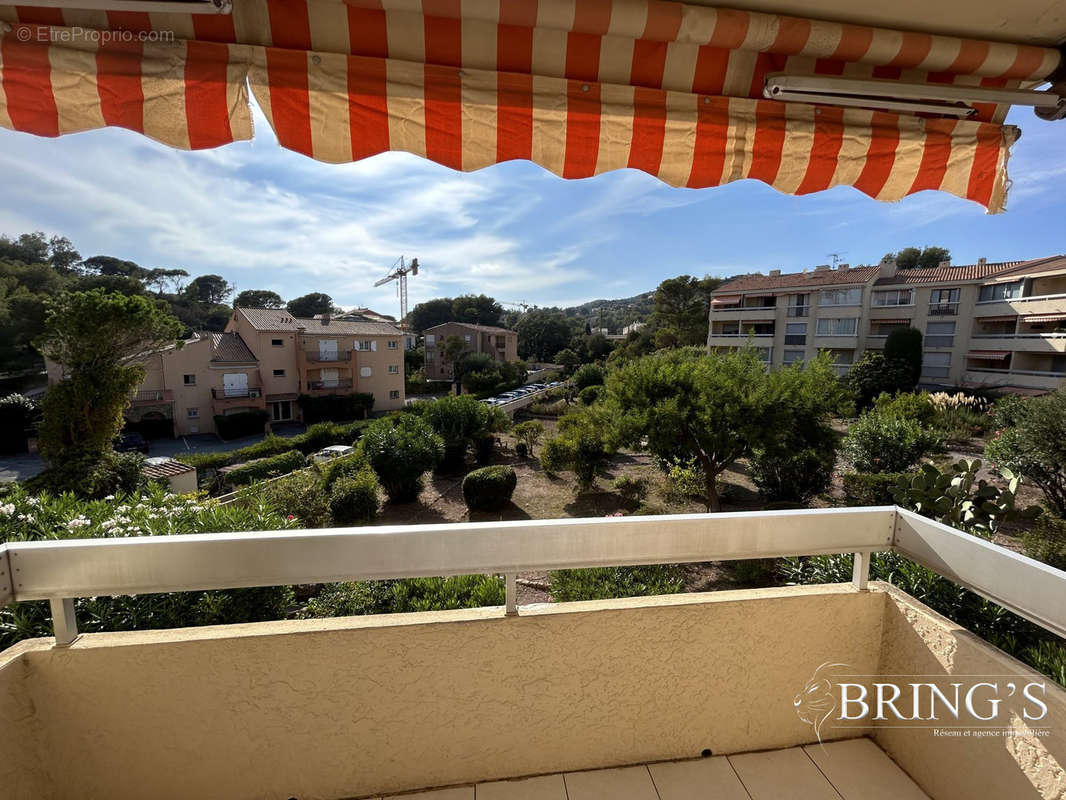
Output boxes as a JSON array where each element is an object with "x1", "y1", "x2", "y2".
[
  {"x1": 2, "y1": 507, "x2": 1065, "y2": 647},
  {"x1": 975, "y1": 292, "x2": 1066, "y2": 305}
]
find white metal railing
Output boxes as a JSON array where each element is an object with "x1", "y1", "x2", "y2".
[
  {"x1": 1, "y1": 507, "x2": 1064, "y2": 647},
  {"x1": 967, "y1": 366, "x2": 1066, "y2": 377},
  {"x1": 971, "y1": 333, "x2": 1066, "y2": 339},
  {"x1": 708, "y1": 333, "x2": 773, "y2": 338},
  {"x1": 976, "y1": 292, "x2": 1066, "y2": 306}
]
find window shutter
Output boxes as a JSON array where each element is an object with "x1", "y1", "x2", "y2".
[{"x1": 371, "y1": 340, "x2": 377, "y2": 352}]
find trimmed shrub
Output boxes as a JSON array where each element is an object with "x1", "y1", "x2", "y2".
[
  {"x1": 221, "y1": 449, "x2": 306, "y2": 489},
  {"x1": 841, "y1": 412, "x2": 939, "y2": 473},
  {"x1": 178, "y1": 420, "x2": 367, "y2": 471},
  {"x1": 321, "y1": 452, "x2": 371, "y2": 489},
  {"x1": 749, "y1": 446, "x2": 835, "y2": 505},
  {"x1": 613, "y1": 475, "x2": 650, "y2": 508},
  {"x1": 549, "y1": 565, "x2": 684, "y2": 602},
  {"x1": 258, "y1": 469, "x2": 330, "y2": 527},
  {"x1": 872, "y1": 391, "x2": 937, "y2": 426},
  {"x1": 578, "y1": 384, "x2": 605, "y2": 405},
  {"x1": 359, "y1": 414, "x2": 444, "y2": 502},
  {"x1": 462, "y1": 465, "x2": 517, "y2": 511},
  {"x1": 213, "y1": 409, "x2": 270, "y2": 440},
  {"x1": 298, "y1": 392, "x2": 374, "y2": 423},
  {"x1": 328, "y1": 469, "x2": 380, "y2": 524},
  {"x1": 572, "y1": 363, "x2": 606, "y2": 391},
  {"x1": 844, "y1": 353, "x2": 916, "y2": 409},
  {"x1": 842, "y1": 472, "x2": 903, "y2": 506}
]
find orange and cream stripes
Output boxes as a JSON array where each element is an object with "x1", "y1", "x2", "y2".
[
  {"x1": 0, "y1": 22, "x2": 251, "y2": 148},
  {"x1": 0, "y1": 0, "x2": 1057, "y2": 210}
]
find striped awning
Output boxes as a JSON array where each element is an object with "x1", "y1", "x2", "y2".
[
  {"x1": 1, "y1": 0, "x2": 1061, "y2": 211},
  {"x1": 1023, "y1": 313, "x2": 1066, "y2": 323},
  {"x1": 712, "y1": 295, "x2": 743, "y2": 305},
  {"x1": 968, "y1": 350, "x2": 1011, "y2": 358},
  {"x1": 975, "y1": 314, "x2": 1018, "y2": 322}
]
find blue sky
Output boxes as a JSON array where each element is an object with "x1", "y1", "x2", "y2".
[{"x1": 0, "y1": 102, "x2": 1063, "y2": 313}]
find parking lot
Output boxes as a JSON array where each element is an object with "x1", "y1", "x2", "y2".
[{"x1": 479, "y1": 381, "x2": 563, "y2": 413}]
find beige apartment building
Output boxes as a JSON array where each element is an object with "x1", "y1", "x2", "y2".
[
  {"x1": 423, "y1": 322, "x2": 519, "y2": 381},
  {"x1": 47, "y1": 308, "x2": 406, "y2": 437},
  {"x1": 708, "y1": 254, "x2": 1066, "y2": 394}
]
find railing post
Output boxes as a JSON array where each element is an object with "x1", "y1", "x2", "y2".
[
  {"x1": 504, "y1": 573, "x2": 518, "y2": 616},
  {"x1": 852, "y1": 551, "x2": 870, "y2": 591},
  {"x1": 50, "y1": 598, "x2": 78, "y2": 646}
]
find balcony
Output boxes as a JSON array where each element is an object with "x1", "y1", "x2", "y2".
[
  {"x1": 128, "y1": 389, "x2": 173, "y2": 406},
  {"x1": 1, "y1": 508, "x2": 1063, "y2": 800},
  {"x1": 306, "y1": 379, "x2": 354, "y2": 392},
  {"x1": 969, "y1": 333, "x2": 1066, "y2": 354},
  {"x1": 303, "y1": 349, "x2": 352, "y2": 363},
  {"x1": 927, "y1": 302, "x2": 960, "y2": 316},
  {"x1": 210, "y1": 386, "x2": 262, "y2": 400},
  {"x1": 974, "y1": 292, "x2": 1066, "y2": 319},
  {"x1": 707, "y1": 332, "x2": 773, "y2": 347},
  {"x1": 963, "y1": 367, "x2": 1066, "y2": 390}
]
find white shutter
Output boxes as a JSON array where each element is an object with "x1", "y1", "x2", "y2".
[{"x1": 371, "y1": 340, "x2": 377, "y2": 352}]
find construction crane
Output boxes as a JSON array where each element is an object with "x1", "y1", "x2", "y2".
[{"x1": 373, "y1": 256, "x2": 419, "y2": 328}]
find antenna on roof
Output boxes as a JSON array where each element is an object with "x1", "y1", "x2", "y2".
[{"x1": 827, "y1": 252, "x2": 847, "y2": 268}]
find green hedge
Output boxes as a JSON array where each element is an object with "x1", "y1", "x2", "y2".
[
  {"x1": 842, "y1": 471, "x2": 904, "y2": 506},
  {"x1": 179, "y1": 420, "x2": 368, "y2": 471},
  {"x1": 328, "y1": 469, "x2": 380, "y2": 524},
  {"x1": 213, "y1": 410, "x2": 270, "y2": 440},
  {"x1": 220, "y1": 449, "x2": 307, "y2": 489},
  {"x1": 462, "y1": 465, "x2": 517, "y2": 511},
  {"x1": 298, "y1": 392, "x2": 374, "y2": 424}
]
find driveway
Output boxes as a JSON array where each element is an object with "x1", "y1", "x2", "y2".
[{"x1": 0, "y1": 423, "x2": 308, "y2": 484}]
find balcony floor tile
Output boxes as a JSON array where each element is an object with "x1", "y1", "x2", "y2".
[
  {"x1": 647, "y1": 757, "x2": 750, "y2": 799},
  {"x1": 475, "y1": 774, "x2": 567, "y2": 799},
  {"x1": 380, "y1": 739, "x2": 932, "y2": 800},
  {"x1": 563, "y1": 765, "x2": 660, "y2": 800}
]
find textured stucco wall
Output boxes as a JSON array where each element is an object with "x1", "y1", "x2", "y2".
[
  {"x1": 2, "y1": 585, "x2": 882, "y2": 800},
  {"x1": 873, "y1": 583, "x2": 1066, "y2": 800},
  {"x1": 0, "y1": 641, "x2": 54, "y2": 800}
]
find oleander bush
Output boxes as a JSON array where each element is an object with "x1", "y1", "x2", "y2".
[
  {"x1": 462, "y1": 465, "x2": 518, "y2": 511},
  {"x1": 257, "y1": 469, "x2": 331, "y2": 528},
  {"x1": 0, "y1": 485, "x2": 295, "y2": 649},
  {"x1": 328, "y1": 469, "x2": 380, "y2": 524},
  {"x1": 358, "y1": 414, "x2": 444, "y2": 502},
  {"x1": 320, "y1": 452, "x2": 371, "y2": 490}
]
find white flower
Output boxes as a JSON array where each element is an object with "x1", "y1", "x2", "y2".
[
  {"x1": 0, "y1": 503, "x2": 14, "y2": 516},
  {"x1": 104, "y1": 495, "x2": 115, "y2": 501},
  {"x1": 66, "y1": 519, "x2": 91, "y2": 530}
]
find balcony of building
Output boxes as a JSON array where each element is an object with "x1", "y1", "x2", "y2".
[
  {"x1": 1, "y1": 508, "x2": 1063, "y2": 800},
  {"x1": 711, "y1": 295, "x2": 777, "y2": 317},
  {"x1": 301, "y1": 348, "x2": 353, "y2": 364},
  {"x1": 210, "y1": 385, "x2": 266, "y2": 414},
  {"x1": 974, "y1": 291, "x2": 1066, "y2": 320},
  {"x1": 706, "y1": 321, "x2": 775, "y2": 347},
  {"x1": 964, "y1": 350, "x2": 1066, "y2": 391},
  {"x1": 306, "y1": 378, "x2": 355, "y2": 393},
  {"x1": 128, "y1": 388, "x2": 174, "y2": 406}
]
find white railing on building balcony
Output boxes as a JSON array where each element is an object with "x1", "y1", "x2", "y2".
[
  {"x1": 968, "y1": 366, "x2": 1066, "y2": 377},
  {"x1": 708, "y1": 333, "x2": 773, "y2": 338},
  {"x1": 971, "y1": 332, "x2": 1066, "y2": 339},
  {"x1": 975, "y1": 292, "x2": 1066, "y2": 306},
  {"x1": 1, "y1": 508, "x2": 1065, "y2": 647}
]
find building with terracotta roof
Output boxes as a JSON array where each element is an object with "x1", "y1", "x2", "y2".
[
  {"x1": 423, "y1": 321, "x2": 520, "y2": 381},
  {"x1": 708, "y1": 255, "x2": 1066, "y2": 393},
  {"x1": 47, "y1": 308, "x2": 407, "y2": 438}
]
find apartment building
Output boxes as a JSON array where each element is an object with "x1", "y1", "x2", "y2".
[
  {"x1": 423, "y1": 322, "x2": 519, "y2": 381},
  {"x1": 708, "y1": 254, "x2": 1066, "y2": 394},
  {"x1": 46, "y1": 308, "x2": 407, "y2": 438}
]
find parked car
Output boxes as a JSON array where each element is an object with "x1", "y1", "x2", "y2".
[
  {"x1": 312, "y1": 444, "x2": 354, "y2": 463},
  {"x1": 114, "y1": 431, "x2": 150, "y2": 454}
]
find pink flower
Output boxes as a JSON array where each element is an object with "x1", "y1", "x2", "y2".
[{"x1": 287, "y1": 514, "x2": 295, "y2": 521}]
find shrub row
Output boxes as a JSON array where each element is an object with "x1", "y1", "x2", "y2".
[
  {"x1": 179, "y1": 420, "x2": 368, "y2": 471},
  {"x1": 220, "y1": 449, "x2": 307, "y2": 489}
]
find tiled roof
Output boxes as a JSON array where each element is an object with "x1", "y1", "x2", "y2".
[
  {"x1": 713, "y1": 266, "x2": 880, "y2": 293},
  {"x1": 874, "y1": 261, "x2": 1026, "y2": 285},
  {"x1": 990, "y1": 255, "x2": 1066, "y2": 280},
  {"x1": 237, "y1": 308, "x2": 401, "y2": 336},
  {"x1": 143, "y1": 458, "x2": 195, "y2": 478},
  {"x1": 210, "y1": 332, "x2": 257, "y2": 363},
  {"x1": 424, "y1": 321, "x2": 516, "y2": 335}
]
